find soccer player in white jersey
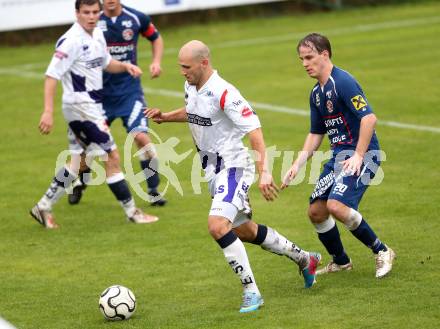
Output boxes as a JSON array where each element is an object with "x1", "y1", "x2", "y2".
[
  {"x1": 30, "y1": 0, "x2": 158, "y2": 228},
  {"x1": 67, "y1": 0, "x2": 167, "y2": 207},
  {"x1": 145, "y1": 40, "x2": 321, "y2": 313}
]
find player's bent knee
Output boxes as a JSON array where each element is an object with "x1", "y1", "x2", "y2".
[
  {"x1": 136, "y1": 141, "x2": 157, "y2": 161},
  {"x1": 133, "y1": 132, "x2": 151, "y2": 148},
  {"x1": 308, "y1": 208, "x2": 319, "y2": 222},
  {"x1": 308, "y1": 202, "x2": 328, "y2": 223},
  {"x1": 326, "y1": 199, "x2": 347, "y2": 219},
  {"x1": 208, "y1": 215, "x2": 232, "y2": 240}
]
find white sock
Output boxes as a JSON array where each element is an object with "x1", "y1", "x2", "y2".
[
  {"x1": 344, "y1": 208, "x2": 362, "y2": 231},
  {"x1": 38, "y1": 188, "x2": 63, "y2": 210},
  {"x1": 314, "y1": 216, "x2": 336, "y2": 233},
  {"x1": 38, "y1": 167, "x2": 77, "y2": 210},
  {"x1": 261, "y1": 227, "x2": 309, "y2": 265},
  {"x1": 120, "y1": 198, "x2": 136, "y2": 218},
  {"x1": 222, "y1": 237, "x2": 260, "y2": 294}
]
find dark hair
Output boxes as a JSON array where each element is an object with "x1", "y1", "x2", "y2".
[
  {"x1": 297, "y1": 33, "x2": 332, "y2": 58},
  {"x1": 75, "y1": 0, "x2": 102, "y2": 11}
]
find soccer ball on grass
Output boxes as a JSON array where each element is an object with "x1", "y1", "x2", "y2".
[{"x1": 99, "y1": 285, "x2": 136, "y2": 320}]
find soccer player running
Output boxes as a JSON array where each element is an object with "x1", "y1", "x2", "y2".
[
  {"x1": 30, "y1": 0, "x2": 158, "y2": 228},
  {"x1": 68, "y1": 0, "x2": 166, "y2": 206},
  {"x1": 145, "y1": 40, "x2": 321, "y2": 313},
  {"x1": 282, "y1": 33, "x2": 395, "y2": 278}
]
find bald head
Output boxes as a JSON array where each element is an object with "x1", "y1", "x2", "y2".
[
  {"x1": 179, "y1": 40, "x2": 211, "y2": 63},
  {"x1": 179, "y1": 40, "x2": 214, "y2": 89}
]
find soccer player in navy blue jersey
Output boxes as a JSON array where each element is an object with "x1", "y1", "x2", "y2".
[
  {"x1": 282, "y1": 33, "x2": 395, "y2": 278},
  {"x1": 69, "y1": 0, "x2": 166, "y2": 206}
]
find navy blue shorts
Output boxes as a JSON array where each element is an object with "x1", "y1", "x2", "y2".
[
  {"x1": 309, "y1": 150, "x2": 381, "y2": 210},
  {"x1": 104, "y1": 92, "x2": 148, "y2": 134}
]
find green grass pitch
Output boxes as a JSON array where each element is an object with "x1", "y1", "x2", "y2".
[{"x1": 0, "y1": 1, "x2": 439, "y2": 328}]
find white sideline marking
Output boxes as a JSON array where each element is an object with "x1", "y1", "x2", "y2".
[
  {"x1": 0, "y1": 69, "x2": 437, "y2": 133},
  {"x1": 0, "y1": 72, "x2": 438, "y2": 134},
  {"x1": 193, "y1": 16, "x2": 440, "y2": 52},
  {"x1": 0, "y1": 16, "x2": 439, "y2": 134},
  {"x1": 1, "y1": 15, "x2": 439, "y2": 70},
  {"x1": 142, "y1": 87, "x2": 440, "y2": 134}
]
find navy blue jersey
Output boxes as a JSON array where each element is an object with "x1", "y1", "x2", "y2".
[
  {"x1": 98, "y1": 5, "x2": 159, "y2": 97},
  {"x1": 309, "y1": 66, "x2": 380, "y2": 153}
]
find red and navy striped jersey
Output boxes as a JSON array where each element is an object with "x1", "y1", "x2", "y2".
[
  {"x1": 309, "y1": 66, "x2": 380, "y2": 153},
  {"x1": 98, "y1": 5, "x2": 159, "y2": 97}
]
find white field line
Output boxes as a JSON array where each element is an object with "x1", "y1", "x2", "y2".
[
  {"x1": 142, "y1": 87, "x2": 440, "y2": 134},
  {"x1": 1, "y1": 15, "x2": 439, "y2": 70},
  {"x1": 0, "y1": 68, "x2": 438, "y2": 134},
  {"x1": 0, "y1": 15, "x2": 439, "y2": 133},
  {"x1": 0, "y1": 70, "x2": 438, "y2": 134}
]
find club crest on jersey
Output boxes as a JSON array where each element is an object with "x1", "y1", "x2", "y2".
[
  {"x1": 351, "y1": 95, "x2": 367, "y2": 111},
  {"x1": 326, "y1": 90, "x2": 332, "y2": 99},
  {"x1": 326, "y1": 100, "x2": 333, "y2": 113},
  {"x1": 315, "y1": 93, "x2": 320, "y2": 106},
  {"x1": 122, "y1": 29, "x2": 134, "y2": 41},
  {"x1": 97, "y1": 20, "x2": 107, "y2": 31},
  {"x1": 121, "y1": 20, "x2": 133, "y2": 28}
]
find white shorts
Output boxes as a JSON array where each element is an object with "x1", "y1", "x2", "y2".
[
  {"x1": 208, "y1": 166, "x2": 254, "y2": 228},
  {"x1": 63, "y1": 103, "x2": 116, "y2": 155}
]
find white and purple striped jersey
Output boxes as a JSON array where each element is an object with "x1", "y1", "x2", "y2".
[
  {"x1": 185, "y1": 71, "x2": 261, "y2": 180},
  {"x1": 46, "y1": 22, "x2": 112, "y2": 108}
]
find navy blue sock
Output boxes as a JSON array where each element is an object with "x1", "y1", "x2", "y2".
[
  {"x1": 216, "y1": 230, "x2": 238, "y2": 249},
  {"x1": 79, "y1": 168, "x2": 91, "y2": 185},
  {"x1": 140, "y1": 159, "x2": 159, "y2": 193},
  {"x1": 350, "y1": 219, "x2": 387, "y2": 254},
  {"x1": 107, "y1": 179, "x2": 132, "y2": 204},
  {"x1": 318, "y1": 224, "x2": 351, "y2": 265},
  {"x1": 251, "y1": 224, "x2": 268, "y2": 245}
]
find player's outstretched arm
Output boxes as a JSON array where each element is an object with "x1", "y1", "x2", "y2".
[
  {"x1": 281, "y1": 133, "x2": 325, "y2": 189},
  {"x1": 144, "y1": 107, "x2": 188, "y2": 124},
  {"x1": 105, "y1": 59, "x2": 143, "y2": 78},
  {"x1": 39, "y1": 76, "x2": 58, "y2": 135},
  {"x1": 248, "y1": 128, "x2": 279, "y2": 201}
]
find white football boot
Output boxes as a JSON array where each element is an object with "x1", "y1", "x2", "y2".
[
  {"x1": 316, "y1": 259, "x2": 353, "y2": 275},
  {"x1": 30, "y1": 205, "x2": 59, "y2": 229},
  {"x1": 127, "y1": 208, "x2": 159, "y2": 224},
  {"x1": 375, "y1": 246, "x2": 396, "y2": 278}
]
